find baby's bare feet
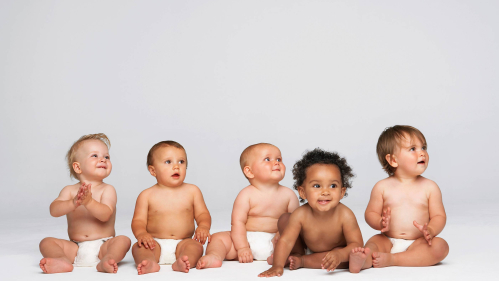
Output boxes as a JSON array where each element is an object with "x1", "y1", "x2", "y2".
[
  {"x1": 196, "y1": 254, "x2": 222, "y2": 269},
  {"x1": 137, "y1": 259, "x2": 160, "y2": 275},
  {"x1": 372, "y1": 252, "x2": 392, "y2": 268},
  {"x1": 172, "y1": 255, "x2": 190, "y2": 273},
  {"x1": 39, "y1": 258, "x2": 73, "y2": 274},
  {"x1": 97, "y1": 258, "x2": 118, "y2": 273},
  {"x1": 349, "y1": 247, "x2": 370, "y2": 273},
  {"x1": 288, "y1": 255, "x2": 303, "y2": 270}
]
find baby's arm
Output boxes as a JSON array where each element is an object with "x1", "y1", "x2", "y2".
[
  {"x1": 192, "y1": 186, "x2": 211, "y2": 245},
  {"x1": 131, "y1": 190, "x2": 155, "y2": 250},
  {"x1": 322, "y1": 209, "x2": 363, "y2": 271},
  {"x1": 258, "y1": 209, "x2": 303, "y2": 277},
  {"x1": 414, "y1": 183, "x2": 446, "y2": 245},
  {"x1": 50, "y1": 185, "x2": 84, "y2": 217},
  {"x1": 231, "y1": 189, "x2": 253, "y2": 263},
  {"x1": 364, "y1": 183, "x2": 388, "y2": 231},
  {"x1": 80, "y1": 183, "x2": 116, "y2": 222}
]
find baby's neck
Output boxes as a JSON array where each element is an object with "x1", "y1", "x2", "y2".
[
  {"x1": 156, "y1": 182, "x2": 184, "y2": 189},
  {"x1": 78, "y1": 177, "x2": 105, "y2": 188},
  {"x1": 249, "y1": 180, "x2": 280, "y2": 190},
  {"x1": 392, "y1": 173, "x2": 422, "y2": 184}
]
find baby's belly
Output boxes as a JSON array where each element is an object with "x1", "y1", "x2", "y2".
[
  {"x1": 246, "y1": 216, "x2": 279, "y2": 233},
  {"x1": 68, "y1": 220, "x2": 115, "y2": 242},
  {"x1": 385, "y1": 207, "x2": 429, "y2": 240},
  {"x1": 147, "y1": 215, "x2": 195, "y2": 239}
]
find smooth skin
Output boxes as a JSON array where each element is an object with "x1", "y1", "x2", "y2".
[
  {"x1": 197, "y1": 144, "x2": 299, "y2": 269},
  {"x1": 39, "y1": 140, "x2": 131, "y2": 274},
  {"x1": 349, "y1": 133, "x2": 449, "y2": 272},
  {"x1": 259, "y1": 164, "x2": 363, "y2": 277},
  {"x1": 131, "y1": 145, "x2": 211, "y2": 274}
]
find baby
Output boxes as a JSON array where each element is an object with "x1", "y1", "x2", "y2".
[
  {"x1": 349, "y1": 125, "x2": 449, "y2": 272},
  {"x1": 131, "y1": 140, "x2": 211, "y2": 274},
  {"x1": 259, "y1": 148, "x2": 363, "y2": 277},
  {"x1": 39, "y1": 133, "x2": 131, "y2": 274},
  {"x1": 196, "y1": 143, "x2": 299, "y2": 269}
]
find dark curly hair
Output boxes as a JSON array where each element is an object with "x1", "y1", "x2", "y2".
[{"x1": 292, "y1": 148, "x2": 355, "y2": 203}]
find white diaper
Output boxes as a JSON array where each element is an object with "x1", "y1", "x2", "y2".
[
  {"x1": 73, "y1": 236, "x2": 113, "y2": 267},
  {"x1": 154, "y1": 238, "x2": 182, "y2": 264},
  {"x1": 247, "y1": 231, "x2": 275, "y2": 261},
  {"x1": 305, "y1": 248, "x2": 314, "y2": 255},
  {"x1": 387, "y1": 237, "x2": 415, "y2": 254}
]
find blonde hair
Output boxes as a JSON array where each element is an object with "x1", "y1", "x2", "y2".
[
  {"x1": 147, "y1": 140, "x2": 186, "y2": 167},
  {"x1": 376, "y1": 125, "x2": 426, "y2": 176},
  {"x1": 239, "y1": 143, "x2": 275, "y2": 173},
  {"x1": 66, "y1": 133, "x2": 111, "y2": 179}
]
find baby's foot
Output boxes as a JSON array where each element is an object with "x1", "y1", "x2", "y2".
[
  {"x1": 288, "y1": 255, "x2": 303, "y2": 270},
  {"x1": 372, "y1": 252, "x2": 392, "y2": 268},
  {"x1": 196, "y1": 254, "x2": 222, "y2": 269},
  {"x1": 97, "y1": 258, "x2": 118, "y2": 273},
  {"x1": 349, "y1": 247, "x2": 370, "y2": 273},
  {"x1": 137, "y1": 259, "x2": 160, "y2": 275},
  {"x1": 39, "y1": 257, "x2": 73, "y2": 274},
  {"x1": 172, "y1": 255, "x2": 190, "y2": 273}
]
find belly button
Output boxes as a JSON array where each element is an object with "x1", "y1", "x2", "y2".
[{"x1": 85, "y1": 235, "x2": 88, "y2": 237}]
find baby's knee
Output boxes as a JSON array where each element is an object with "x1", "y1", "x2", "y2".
[
  {"x1": 277, "y1": 213, "x2": 291, "y2": 231},
  {"x1": 115, "y1": 235, "x2": 132, "y2": 247},
  {"x1": 39, "y1": 237, "x2": 56, "y2": 249},
  {"x1": 431, "y1": 238, "x2": 449, "y2": 261}
]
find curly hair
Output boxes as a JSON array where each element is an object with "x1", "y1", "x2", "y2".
[{"x1": 292, "y1": 148, "x2": 354, "y2": 203}]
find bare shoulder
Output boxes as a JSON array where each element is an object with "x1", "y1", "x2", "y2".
[
  {"x1": 289, "y1": 204, "x2": 309, "y2": 221},
  {"x1": 58, "y1": 183, "x2": 80, "y2": 197},
  {"x1": 418, "y1": 176, "x2": 441, "y2": 195},
  {"x1": 182, "y1": 183, "x2": 204, "y2": 196},
  {"x1": 372, "y1": 178, "x2": 391, "y2": 193},
  {"x1": 100, "y1": 183, "x2": 116, "y2": 192},
  {"x1": 337, "y1": 203, "x2": 356, "y2": 220},
  {"x1": 137, "y1": 185, "x2": 156, "y2": 200},
  {"x1": 277, "y1": 185, "x2": 296, "y2": 197},
  {"x1": 236, "y1": 184, "x2": 256, "y2": 198}
]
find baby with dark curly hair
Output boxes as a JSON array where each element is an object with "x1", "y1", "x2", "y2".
[{"x1": 259, "y1": 148, "x2": 363, "y2": 277}]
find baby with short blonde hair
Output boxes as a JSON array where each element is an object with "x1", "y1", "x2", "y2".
[{"x1": 39, "y1": 133, "x2": 131, "y2": 274}]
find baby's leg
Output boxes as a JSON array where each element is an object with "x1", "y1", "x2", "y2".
[
  {"x1": 289, "y1": 251, "x2": 348, "y2": 270},
  {"x1": 268, "y1": 213, "x2": 306, "y2": 266},
  {"x1": 375, "y1": 237, "x2": 449, "y2": 267},
  {"x1": 173, "y1": 238, "x2": 203, "y2": 273},
  {"x1": 351, "y1": 234, "x2": 392, "y2": 272},
  {"x1": 196, "y1": 231, "x2": 236, "y2": 269},
  {"x1": 132, "y1": 241, "x2": 161, "y2": 275},
  {"x1": 97, "y1": 236, "x2": 131, "y2": 273},
  {"x1": 39, "y1": 237, "x2": 78, "y2": 273}
]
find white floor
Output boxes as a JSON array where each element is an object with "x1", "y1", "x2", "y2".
[{"x1": 2, "y1": 204, "x2": 496, "y2": 281}]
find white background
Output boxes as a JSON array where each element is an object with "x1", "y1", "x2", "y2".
[{"x1": 0, "y1": 1, "x2": 497, "y2": 280}]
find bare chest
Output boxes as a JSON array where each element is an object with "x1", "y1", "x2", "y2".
[{"x1": 248, "y1": 194, "x2": 288, "y2": 218}]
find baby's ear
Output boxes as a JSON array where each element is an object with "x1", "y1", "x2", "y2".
[
  {"x1": 148, "y1": 165, "x2": 156, "y2": 177},
  {"x1": 340, "y1": 186, "x2": 346, "y2": 198},
  {"x1": 243, "y1": 166, "x2": 254, "y2": 179},
  {"x1": 298, "y1": 186, "x2": 306, "y2": 200},
  {"x1": 72, "y1": 162, "x2": 82, "y2": 175},
  {"x1": 385, "y1": 154, "x2": 398, "y2": 168}
]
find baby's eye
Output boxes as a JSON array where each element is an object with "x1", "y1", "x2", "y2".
[
  {"x1": 264, "y1": 157, "x2": 270, "y2": 161},
  {"x1": 179, "y1": 160, "x2": 185, "y2": 164},
  {"x1": 330, "y1": 184, "x2": 337, "y2": 188},
  {"x1": 105, "y1": 156, "x2": 110, "y2": 159},
  {"x1": 165, "y1": 160, "x2": 171, "y2": 164},
  {"x1": 91, "y1": 154, "x2": 98, "y2": 157},
  {"x1": 409, "y1": 147, "x2": 415, "y2": 151},
  {"x1": 422, "y1": 146, "x2": 427, "y2": 151},
  {"x1": 276, "y1": 158, "x2": 282, "y2": 162},
  {"x1": 313, "y1": 184, "x2": 320, "y2": 188}
]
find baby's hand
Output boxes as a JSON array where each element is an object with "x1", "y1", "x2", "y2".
[
  {"x1": 237, "y1": 247, "x2": 254, "y2": 263},
  {"x1": 72, "y1": 184, "x2": 86, "y2": 208},
  {"x1": 322, "y1": 250, "x2": 341, "y2": 272},
  {"x1": 258, "y1": 266, "x2": 283, "y2": 278},
  {"x1": 193, "y1": 225, "x2": 211, "y2": 245},
  {"x1": 137, "y1": 233, "x2": 156, "y2": 250},
  {"x1": 413, "y1": 221, "x2": 432, "y2": 245},
  {"x1": 380, "y1": 207, "x2": 391, "y2": 232},
  {"x1": 79, "y1": 183, "x2": 93, "y2": 207}
]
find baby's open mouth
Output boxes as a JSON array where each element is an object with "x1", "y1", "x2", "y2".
[
  {"x1": 172, "y1": 173, "x2": 180, "y2": 178},
  {"x1": 418, "y1": 161, "x2": 425, "y2": 164},
  {"x1": 318, "y1": 200, "x2": 330, "y2": 205}
]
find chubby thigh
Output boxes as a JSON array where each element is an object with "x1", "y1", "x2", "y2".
[{"x1": 39, "y1": 237, "x2": 79, "y2": 263}]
